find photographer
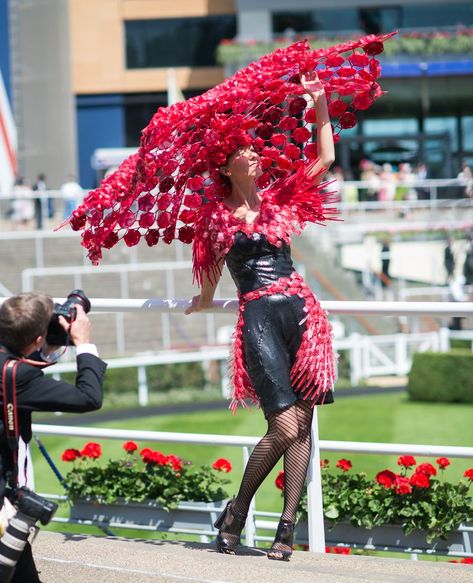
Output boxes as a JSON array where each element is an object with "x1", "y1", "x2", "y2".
[{"x1": 0, "y1": 292, "x2": 106, "y2": 583}]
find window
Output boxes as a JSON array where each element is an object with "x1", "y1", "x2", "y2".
[
  {"x1": 402, "y1": 3, "x2": 473, "y2": 28},
  {"x1": 272, "y1": 10, "x2": 359, "y2": 34},
  {"x1": 125, "y1": 16, "x2": 236, "y2": 69},
  {"x1": 425, "y1": 117, "x2": 459, "y2": 152},
  {"x1": 462, "y1": 117, "x2": 473, "y2": 152}
]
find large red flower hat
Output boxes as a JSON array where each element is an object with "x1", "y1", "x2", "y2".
[{"x1": 65, "y1": 33, "x2": 395, "y2": 264}]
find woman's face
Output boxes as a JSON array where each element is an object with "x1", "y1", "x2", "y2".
[{"x1": 225, "y1": 147, "x2": 262, "y2": 180}]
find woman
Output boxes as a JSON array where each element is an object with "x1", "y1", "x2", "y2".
[{"x1": 185, "y1": 71, "x2": 336, "y2": 561}]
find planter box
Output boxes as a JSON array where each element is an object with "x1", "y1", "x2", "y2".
[
  {"x1": 70, "y1": 498, "x2": 227, "y2": 535},
  {"x1": 296, "y1": 520, "x2": 473, "y2": 555}
]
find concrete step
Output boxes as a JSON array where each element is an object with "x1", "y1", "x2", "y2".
[{"x1": 33, "y1": 531, "x2": 470, "y2": 583}]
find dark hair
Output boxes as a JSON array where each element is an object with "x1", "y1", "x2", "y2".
[{"x1": 0, "y1": 293, "x2": 53, "y2": 353}]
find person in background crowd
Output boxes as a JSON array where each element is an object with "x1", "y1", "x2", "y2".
[
  {"x1": 359, "y1": 159, "x2": 380, "y2": 202},
  {"x1": 457, "y1": 160, "x2": 473, "y2": 199},
  {"x1": 61, "y1": 174, "x2": 83, "y2": 220},
  {"x1": 415, "y1": 162, "x2": 429, "y2": 200},
  {"x1": 380, "y1": 238, "x2": 392, "y2": 298},
  {"x1": 11, "y1": 177, "x2": 34, "y2": 229},
  {"x1": 463, "y1": 237, "x2": 473, "y2": 287},
  {"x1": 444, "y1": 238, "x2": 456, "y2": 284},
  {"x1": 32, "y1": 173, "x2": 48, "y2": 229},
  {"x1": 378, "y1": 163, "x2": 396, "y2": 202}
]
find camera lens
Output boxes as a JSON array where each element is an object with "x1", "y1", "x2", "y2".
[{"x1": 67, "y1": 289, "x2": 91, "y2": 313}]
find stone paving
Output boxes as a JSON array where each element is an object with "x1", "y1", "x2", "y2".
[{"x1": 33, "y1": 531, "x2": 472, "y2": 583}]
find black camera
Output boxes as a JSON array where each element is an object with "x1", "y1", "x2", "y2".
[
  {"x1": 13, "y1": 486, "x2": 58, "y2": 525},
  {"x1": 46, "y1": 289, "x2": 91, "y2": 346}
]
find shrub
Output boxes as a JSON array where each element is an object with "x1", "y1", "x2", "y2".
[{"x1": 408, "y1": 351, "x2": 473, "y2": 403}]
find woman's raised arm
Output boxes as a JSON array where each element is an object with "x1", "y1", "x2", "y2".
[{"x1": 300, "y1": 71, "x2": 335, "y2": 181}]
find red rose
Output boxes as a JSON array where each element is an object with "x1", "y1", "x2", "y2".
[
  {"x1": 179, "y1": 209, "x2": 195, "y2": 224},
  {"x1": 70, "y1": 213, "x2": 87, "y2": 231},
  {"x1": 375, "y1": 469, "x2": 396, "y2": 489},
  {"x1": 304, "y1": 109, "x2": 317, "y2": 123},
  {"x1": 137, "y1": 193, "x2": 155, "y2": 212},
  {"x1": 279, "y1": 117, "x2": 298, "y2": 132},
  {"x1": 81, "y1": 442, "x2": 102, "y2": 459},
  {"x1": 337, "y1": 67, "x2": 356, "y2": 78},
  {"x1": 157, "y1": 212, "x2": 171, "y2": 229},
  {"x1": 145, "y1": 229, "x2": 160, "y2": 246},
  {"x1": 397, "y1": 455, "x2": 416, "y2": 468},
  {"x1": 325, "y1": 55, "x2": 345, "y2": 67},
  {"x1": 410, "y1": 471, "x2": 430, "y2": 489},
  {"x1": 123, "y1": 441, "x2": 138, "y2": 453},
  {"x1": 363, "y1": 41, "x2": 384, "y2": 56},
  {"x1": 178, "y1": 226, "x2": 194, "y2": 244},
  {"x1": 212, "y1": 458, "x2": 232, "y2": 473},
  {"x1": 157, "y1": 193, "x2": 172, "y2": 210},
  {"x1": 416, "y1": 462, "x2": 437, "y2": 477},
  {"x1": 123, "y1": 229, "x2": 141, "y2": 247},
  {"x1": 303, "y1": 143, "x2": 318, "y2": 160},
  {"x1": 270, "y1": 133, "x2": 287, "y2": 147},
  {"x1": 284, "y1": 144, "x2": 301, "y2": 160},
  {"x1": 328, "y1": 99, "x2": 347, "y2": 118},
  {"x1": 436, "y1": 457, "x2": 451, "y2": 469},
  {"x1": 61, "y1": 448, "x2": 81, "y2": 462},
  {"x1": 102, "y1": 231, "x2": 119, "y2": 249},
  {"x1": 187, "y1": 176, "x2": 205, "y2": 191},
  {"x1": 394, "y1": 476, "x2": 412, "y2": 495},
  {"x1": 184, "y1": 194, "x2": 202, "y2": 209},
  {"x1": 275, "y1": 470, "x2": 285, "y2": 490},
  {"x1": 339, "y1": 112, "x2": 357, "y2": 129},
  {"x1": 349, "y1": 53, "x2": 370, "y2": 67},
  {"x1": 336, "y1": 459, "x2": 352, "y2": 472},
  {"x1": 159, "y1": 176, "x2": 174, "y2": 193},
  {"x1": 464, "y1": 468, "x2": 473, "y2": 481},
  {"x1": 288, "y1": 97, "x2": 307, "y2": 115},
  {"x1": 138, "y1": 212, "x2": 155, "y2": 229},
  {"x1": 292, "y1": 126, "x2": 312, "y2": 144}
]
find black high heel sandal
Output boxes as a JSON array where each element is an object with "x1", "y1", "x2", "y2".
[
  {"x1": 213, "y1": 499, "x2": 247, "y2": 554},
  {"x1": 267, "y1": 520, "x2": 295, "y2": 561}
]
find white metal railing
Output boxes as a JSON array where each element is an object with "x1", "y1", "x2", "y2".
[
  {"x1": 43, "y1": 328, "x2": 469, "y2": 403},
  {"x1": 21, "y1": 298, "x2": 473, "y2": 555},
  {"x1": 32, "y1": 423, "x2": 473, "y2": 556}
]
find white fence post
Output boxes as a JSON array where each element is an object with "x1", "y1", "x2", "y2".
[
  {"x1": 349, "y1": 333, "x2": 362, "y2": 385},
  {"x1": 439, "y1": 327, "x2": 450, "y2": 352},
  {"x1": 307, "y1": 408, "x2": 326, "y2": 553},
  {"x1": 137, "y1": 365, "x2": 149, "y2": 406},
  {"x1": 395, "y1": 333, "x2": 408, "y2": 375}
]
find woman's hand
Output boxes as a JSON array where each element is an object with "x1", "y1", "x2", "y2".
[
  {"x1": 185, "y1": 294, "x2": 213, "y2": 315},
  {"x1": 300, "y1": 70, "x2": 325, "y2": 100}
]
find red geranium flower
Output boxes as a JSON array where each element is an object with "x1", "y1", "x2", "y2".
[
  {"x1": 81, "y1": 442, "x2": 102, "y2": 459},
  {"x1": 461, "y1": 557, "x2": 473, "y2": 564},
  {"x1": 336, "y1": 459, "x2": 352, "y2": 472},
  {"x1": 436, "y1": 457, "x2": 451, "y2": 469},
  {"x1": 410, "y1": 471, "x2": 430, "y2": 489},
  {"x1": 275, "y1": 470, "x2": 285, "y2": 491},
  {"x1": 123, "y1": 441, "x2": 138, "y2": 453},
  {"x1": 375, "y1": 469, "x2": 397, "y2": 489},
  {"x1": 61, "y1": 448, "x2": 81, "y2": 462},
  {"x1": 394, "y1": 475, "x2": 412, "y2": 495},
  {"x1": 212, "y1": 458, "x2": 232, "y2": 473},
  {"x1": 397, "y1": 455, "x2": 416, "y2": 468},
  {"x1": 464, "y1": 468, "x2": 473, "y2": 481},
  {"x1": 166, "y1": 455, "x2": 183, "y2": 472},
  {"x1": 417, "y1": 462, "x2": 437, "y2": 477}
]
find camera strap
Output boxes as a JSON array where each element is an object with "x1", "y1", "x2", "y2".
[{"x1": 2, "y1": 359, "x2": 21, "y2": 489}]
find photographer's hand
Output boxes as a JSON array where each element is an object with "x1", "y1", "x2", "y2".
[{"x1": 59, "y1": 304, "x2": 91, "y2": 346}]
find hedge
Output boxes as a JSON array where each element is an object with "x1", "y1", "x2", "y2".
[
  {"x1": 408, "y1": 350, "x2": 473, "y2": 403},
  {"x1": 59, "y1": 362, "x2": 207, "y2": 395}
]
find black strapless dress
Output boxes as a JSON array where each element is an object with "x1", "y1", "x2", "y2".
[{"x1": 225, "y1": 231, "x2": 334, "y2": 417}]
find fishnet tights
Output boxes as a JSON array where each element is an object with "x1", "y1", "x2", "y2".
[{"x1": 220, "y1": 401, "x2": 314, "y2": 551}]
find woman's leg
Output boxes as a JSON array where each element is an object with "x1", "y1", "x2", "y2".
[
  {"x1": 217, "y1": 405, "x2": 300, "y2": 548},
  {"x1": 268, "y1": 400, "x2": 314, "y2": 559}
]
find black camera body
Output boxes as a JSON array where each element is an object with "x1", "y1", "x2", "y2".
[
  {"x1": 13, "y1": 486, "x2": 58, "y2": 526},
  {"x1": 46, "y1": 289, "x2": 91, "y2": 346}
]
